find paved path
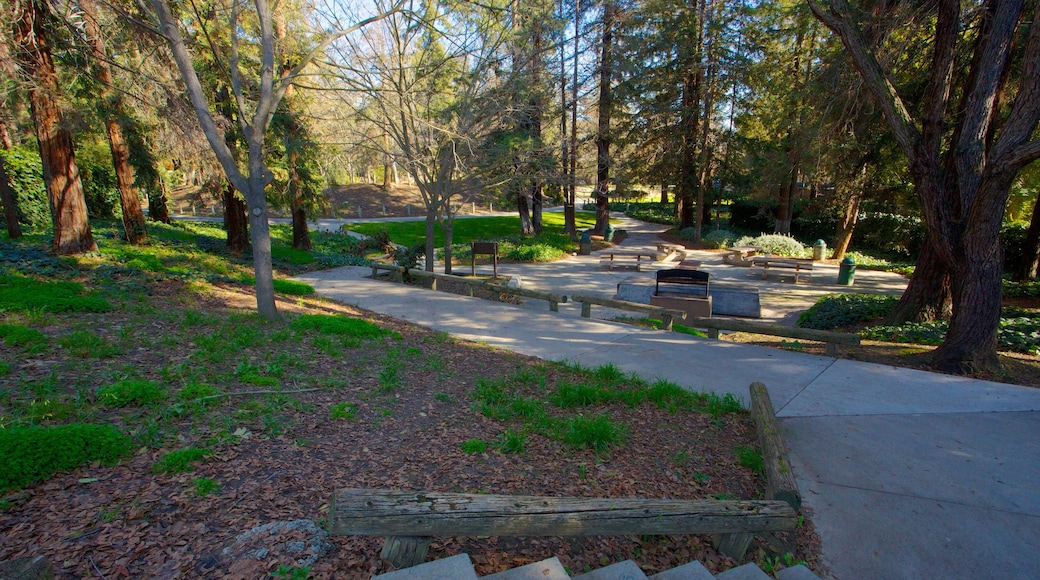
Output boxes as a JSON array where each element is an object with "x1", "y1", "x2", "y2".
[{"x1": 294, "y1": 221, "x2": 1040, "y2": 580}]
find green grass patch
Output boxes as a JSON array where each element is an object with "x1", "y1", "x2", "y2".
[
  {"x1": 59, "y1": 329, "x2": 121, "y2": 358},
  {"x1": 0, "y1": 324, "x2": 48, "y2": 353},
  {"x1": 240, "y1": 276, "x2": 315, "y2": 296},
  {"x1": 346, "y1": 212, "x2": 597, "y2": 249},
  {"x1": 459, "y1": 439, "x2": 487, "y2": 454},
  {"x1": 496, "y1": 429, "x2": 527, "y2": 453},
  {"x1": 736, "y1": 445, "x2": 764, "y2": 475},
  {"x1": 0, "y1": 424, "x2": 132, "y2": 490},
  {"x1": 0, "y1": 275, "x2": 112, "y2": 313},
  {"x1": 97, "y1": 379, "x2": 168, "y2": 407},
  {"x1": 561, "y1": 414, "x2": 626, "y2": 451},
  {"x1": 0, "y1": 361, "x2": 10, "y2": 376},
  {"x1": 192, "y1": 477, "x2": 221, "y2": 497},
  {"x1": 291, "y1": 314, "x2": 391, "y2": 339},
  {"x1": 330, "y1": 402, "x2": 358, "y2": 420},
  {"x1": 153, "y1": 447, "x2": 210, "y2": 474}
]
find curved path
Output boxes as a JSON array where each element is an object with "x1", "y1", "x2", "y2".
[{"x1": 293, "y1": 217, "x2": 1040, "y2": 580}]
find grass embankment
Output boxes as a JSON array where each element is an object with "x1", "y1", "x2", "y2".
[{"x1": 347, "y1": 211, "x2": 598, "y2": 248}]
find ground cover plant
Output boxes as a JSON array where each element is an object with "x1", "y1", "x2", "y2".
[{"x1": 0, "y1": 223, "x2": 820, "y2": 578}]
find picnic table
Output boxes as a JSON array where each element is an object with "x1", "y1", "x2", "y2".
[
  {"x1": 599, "y1": 250, "x2": 656, "y2": 271},
  {"x1": 750, "y1": 256, "x2": 814, "y2": 283},
  {"x1": 724, "y1": 245, "x2": 762, "y2": 266}
]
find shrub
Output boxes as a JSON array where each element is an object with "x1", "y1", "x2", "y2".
[
  {"x1": 77, "y1": 142, "x2": 120, "y2": 219},
  {"x1": 0, "y1": 424, "x2": 132, "y2": 489},
  {"x1": 861, "y1": 316, "x2": 1040, "y2": 355},
  {"x1": 97, "y1": 379, "x2": 168, "y2": 407},
  {"x1": 0, "y1": 146, "x2": 49, "y2": 227},
  {"x1": 702, "y1": 229, "x2": 738, "y2": 249},
  {"x1": 0, "y1": 275, "x2": 112, "y2": 313},
  {"x1": 733, "y1": 234, "x2": 807, "y2": 257},
  {"x1": 678, "y1": 227, "x2": 698, "y2": 241},
  {"x1": 798, "y1": 294, "x2": 899, "y2": 330},
  {"x1": 153, "y1": 447, "x2": 210, "y2": 474}
]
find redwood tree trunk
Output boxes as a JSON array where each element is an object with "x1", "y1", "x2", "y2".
[
  {"x1": 288, "y1": 148, "x2": 312, "y2": 251},
  {"x1": 148, "y1": 176, "x2": 172, "y2": 224},
  {"x1": 831, "y1": 193, "x2": 861, "y2": 261},
  {"x1": 593, "y1": 0, "x2": 615, "y2": 234},
  {"x1": 516, "y1": 186, "x2": 533, "y2": 235},
  {"x1": 14, "y1": 0, "x2": 97, "y2": 255},
  {"x1": 0, "y1": 122, "x2": 22, "y2": 238},
  {"x1": 224, "y1": 183, "x2": 249, "y2": 254},
  {"x1": 81, "y1": 0, "x2": 146, "y2": 244}
]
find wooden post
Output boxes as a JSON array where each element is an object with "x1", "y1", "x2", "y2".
[
  {"x1": 581, "y1": 301, "x2": 591, "y2": 318},
  {"x1": 550, "y1": 300, "x2": 559, "y2": 312},
  {"x1": 714, "y1": 532, "x2": 754, "y2": 560},
  {"x1": 749, "y1": 382, "x2": 801, "y2": 510},
  {"x1": 708, "y1": 328, "x2": 720, "y2": 339},
  {"x1": 380, "y1": 536, "x2": 431, "y2": 569},
  {"x1": 661, "y1": 314, "x2": 674, "y2": 331},
  {"x1": 826, "y1": 341, "x2": 840, "y2": 356}
]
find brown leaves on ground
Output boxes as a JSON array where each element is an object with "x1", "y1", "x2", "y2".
[{"x1": 0, "y1": 283, "x2": 821, "y2": 578}]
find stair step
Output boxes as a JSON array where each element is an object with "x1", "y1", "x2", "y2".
[
  {"x1": 647, "y1": 560, "x2": 714, "y2": 580},
  {"x1": 777, "y1": 564, "x2": 821, "y2": 580},
  {"x1": 713, "y1": 563, "x2": 772, "y2": 580},
  {"x1": 372, "y1": 553, "x2": 478, "y2": 580},
  {"x1": 482, "y1": 557, "x2": 570, "y2": 580},
  {"x1": 572, "y1": 559, "x2": 648, "y2": 580}
]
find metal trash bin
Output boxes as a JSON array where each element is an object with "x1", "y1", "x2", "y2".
[
  {"x1": 813, "y1": 239, "x2": 827, "y2": 261},
  {"x1": 604, "y1": 225, "x2": 615, "y2": 242},
  {"x1": 837, "y1": 256, "x2": 856, "y2": 285},
  {"x1": 579, "y1": 232, "x2": 592, "y2": 255}
]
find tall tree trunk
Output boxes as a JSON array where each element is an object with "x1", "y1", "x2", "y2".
[
  {"x1": 831, "y1": 192, "x2": 861, "y2": 261},
  {"x1": 560, "y1": 0, "x2": 575, "y2": 237},
  {"x1": 1015, "y1": 194, "x2": 1040, "y2": 281},
  {"x1": 224, "y1": 183, "x2": 249, "y2": 254},
  {"x1": 13, "y1": 0, "x2": 96, "y2": 255},
  {"x1": 884, "y1": 235, "x2": 951, "y2": 325},
  {"x1": 531, "y1": 21, "x2": 545, "y2": 236},
  {"x1": 424, "y1": 211, "x2": 437, "y2": 272},
  {"x1": 148, "y1": 176, "x2": 172, "y2": 224},
  {"x1": 81, "y1": 0, "x2": 146, "y2": 244},
  {"x1": 678, "y1": 67, "x2": 701, "y2": 230},
  {"x1": 288, "y1": 157, "x2": 311, "y2": 250},
  {"x1": 659, "y1": 183, "x2": 668, "y2": 204},
  {"x1": 593, "y1": 0, "x2": 615, "y2": 234},
  {"x1": 569, "y1": 0, "x2": 580, "y2": 231},
  {"x1": 516, "y1": 182, "x2": 533, "y2": 235},
  {"x1": 0, "y1": 123, "x2": 22, "y2": 238}
]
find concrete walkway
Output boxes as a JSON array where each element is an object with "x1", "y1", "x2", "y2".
[{"x1": 293, "y1": 222, "x2": 1040, "y2": 580}]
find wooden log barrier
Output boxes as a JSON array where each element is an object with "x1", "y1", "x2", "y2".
[
  {"x1": 571, "y1": 293, "x2": 686, "y2": 331},
  {"x1": 330, "y1": 488, "x2": 797, "y2": 567},
  {"x1": 749, "y1": 382, "x2": 801, "y2": 510}
]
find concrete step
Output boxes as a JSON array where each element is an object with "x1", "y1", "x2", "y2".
[
  {"x1": 648, "y1": 560, "x2": 714, "y2": 580},
  {"x1": 482, "y1": 557, "x2": 570, "y2": 580},
  {"x1": 777, "y1": 564, "x2": 821, "y2": 580},
  {"x1": 713, "y1": 563, "x2": 772, "y2": 580},
  {"x1": 572, "y1": 559, "x2": 648, "y2": 580},
  {"x1": 373, "y1": 553, "x2": 478, "y2": 580}
]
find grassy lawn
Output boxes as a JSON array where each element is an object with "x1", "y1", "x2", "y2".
[{"x1": 346, "y1": 211, "x2": 599, "y2": 247}]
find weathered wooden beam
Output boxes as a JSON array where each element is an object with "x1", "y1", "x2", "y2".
[
  {"x1": 380, "y1": 535, "x2": 431, "y2": 569},
  {"x1": 571, "y1": 293, "x2": 687, "y2": 326},
  {"x1": 329, "y1": 489, "x2": 797, "y2": 537},
  {"x1": 749, "y1": 382, "x2": 801, "y2": 511},
  {"x1": 683, "y1": 317, "x2": 859, "y2": 346}
]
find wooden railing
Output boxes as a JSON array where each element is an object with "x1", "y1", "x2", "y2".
[
  {"x1": 569, "y1": 293, "x2": 687, "y2": 331},
  {"x1": 682, "y1": 317, "x2": 860, "y2": 355}
]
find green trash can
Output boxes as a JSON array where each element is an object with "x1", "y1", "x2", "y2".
[
  {"x1": 837, "y1": 256, "x2": 856, "y2": 285},
  {"x1": 604, "y1": 225, "x2": 615, "y2": 242},
  {"x1": 813, "y1": 239, "x2": 827, "y2": 261},
  {"x1": 578, "y1": 232, "x2": 592, "y2": 255}
]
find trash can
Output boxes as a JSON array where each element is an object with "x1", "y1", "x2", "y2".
[
  {"x1": 837, "y1": 256, "x2": 856, "y2": 285},
  {"x1": 813, "y1": 239, "x2": 827, "y2": 261},
  {"x1": 604, "y1": 225, "x2": 615, "y2": 242},
  {"x1": 578, "y1": 232, "x2": 592, "y2": 255}
]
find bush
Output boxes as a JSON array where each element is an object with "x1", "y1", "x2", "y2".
[
  {"x1": 798, "y1": 294, "x2": 899, "y2": 330},
  {"x1": 97, "y1": 379, "x2": 168, "y2": 407},
  {"x1": 733, "y1": 233, "x2": 807, "y2": 257},
  {"x1": 505, "y1": 243, "x2": 566, "y2": 262},
  {"x1": 854, "y1": 212, "x2": 925, "y2": 258},
  {"x1": 702, "y1": 229, "x2": 739, "y2": 249},
  {"x1": 861, "y1": 316, "x2": 1040, "y2": 355},
  {"x1": 678, "y1": 227, "x2": 698, "y2": 241},
  {"x1": 0, "y1": 146, "x2": 49, "y2": 227},
  {"x1": 77, "y1": 142, "x2": 121, "y2": 220},
  {"x1": 0, "y1": 424, "x2": 132, "y2": 489}
]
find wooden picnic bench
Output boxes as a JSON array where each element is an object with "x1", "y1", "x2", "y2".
[
  {"x1": 650, "y1": 269, "x2": 712, "y2": 318},
  {"x1": 750, "y1": 257, "x2": 814, "y2": 283},
  {"x1": 599, "y1": 250, "x2": 656, "y2": 271},
  {"x1": 723, "y1": 245, "x2": 761, "y2": 266},
  {"x1": 329, "y1": 488, "x2": 797, "y2": 568},
  {"x1": 655, "y1": 242, "x2": 687, "y2": 261}
]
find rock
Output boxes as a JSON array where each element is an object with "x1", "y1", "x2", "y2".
[
  {"x1": 507, "y1": 276, "x2": 522, "y2": 289},
  {"x1": 0, "y1": 556, "x2": 55, "y2": 580}
]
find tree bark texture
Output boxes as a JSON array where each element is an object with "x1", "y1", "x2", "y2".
[
  {"x1": 13, "y1": 0, "x2": 97, "y2": 255},
  {"x1": 884, "y1": 235, "x2": 952, "y2": 325},
  {"x1": 831, "y1": 193, "x2": 860, "y2": 261},
  {"x1": 148, "y1": 177, "x2": 172, "y2": 223},
  {"x1": 224, "y1": 183, "x2": 249, "y2": 254},
  {"x1": 811, "y1": 0, "x2": 1040, "y2": 373},
  {"x1": 0, "y1": 122, "x2": 22, "y2": 238},
  {"x1": 594, "y1": 0, "x2": 615, "y2": 234},
  {"x1": 81, "y1": 0, "x2": 147, "y2": 244}
]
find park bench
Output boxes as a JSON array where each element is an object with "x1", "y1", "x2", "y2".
[
  {"x1": 723, "y1": 245, "x2": 761, "y2": 266},
  {"x1": 599, "y1": 250, "x2": 656, "y2": 271},
  {"x1": 649, "y1": 269, "x2": 712, "y2": 318},
  {"x1": 750, "y1": 257, "x2": 814, "y2": 283},
  {"x1": 655, "y1": 242, "x2": 687, "y2": 261},
  {"x1": 328, "y1": 488, "x2": 798, "y2": 569}
]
